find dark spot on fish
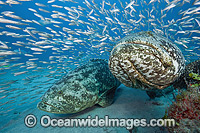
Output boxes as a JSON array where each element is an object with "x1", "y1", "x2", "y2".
[
  {"x1": 147, "y1": 31, "x2": 153, "y2": 36},
  {"x1": 65, "y1": 75, "x2": 74, "y2": 80},
  {"x1": 160, "y1": 39, "x2": 166, "y2": 45},
  {"x1": 147, "y1": 31, "x2": 157, "y2": 40},
  {"x1": 73, "y1": 83, "x2": 82, "y2": 91},
  {"x1": 82, "y1": 69, "x2": 93, "y2": 78}
]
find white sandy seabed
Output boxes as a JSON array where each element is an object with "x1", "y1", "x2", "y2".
[{"x1": 2, "y1": 84, "x2": 171, "y2": 133}]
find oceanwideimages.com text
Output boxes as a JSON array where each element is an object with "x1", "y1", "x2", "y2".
[{"x1": 25, "y1": 114, "x2": 175, "y2": 129}]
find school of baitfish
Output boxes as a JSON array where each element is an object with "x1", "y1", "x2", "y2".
[{"x1": 0, "y1": 0, "x2": 199, "y2": 121}]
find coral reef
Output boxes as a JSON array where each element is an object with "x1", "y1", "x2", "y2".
[
  {"x1": 164, "y1": 60, "x2": 200, "y2": 132},
  {"x1": 168, "y1": 90, "x2": 200, "y2": 120},
  {"x1": 166, "y1": 74, "x2": 200, "y2": 132}
]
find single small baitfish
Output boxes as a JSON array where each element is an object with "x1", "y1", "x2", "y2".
[
  {"x1": 37, "y1": 59, "x2": 121, "y2": 114},
  {"x1": 109, "y1": 31, "x2": 185, "y2": 90}
]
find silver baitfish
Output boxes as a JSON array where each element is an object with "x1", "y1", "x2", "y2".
[
  {"x1": 37, "y1": 59, "x2": 121, "y2": 114},
  {"x1": 109, "y1": 31, "x2": 185, "y2": 90}
]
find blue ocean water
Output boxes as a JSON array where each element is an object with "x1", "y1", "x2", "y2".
[{"x1": 0, "y1": 0, "x2": 199, "y2": 132}]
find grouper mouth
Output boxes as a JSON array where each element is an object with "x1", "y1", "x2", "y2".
[{"x1": 37, "y1": 101, "x2": 66, "y2": 114}]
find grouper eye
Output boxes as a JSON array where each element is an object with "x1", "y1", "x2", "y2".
[{"x1": 58, "y1": 90, "x2": 63, "y2": 95}]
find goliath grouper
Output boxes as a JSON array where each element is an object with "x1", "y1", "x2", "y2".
[
  {"x1": 37, "y1": 59, "x2": 121, "y2": 114},
  {"x1": 109, "y1": 31, "x2": 185, "y2": 90}
]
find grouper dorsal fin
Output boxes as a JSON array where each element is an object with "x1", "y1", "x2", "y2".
[{"x1": 97, "y1": 86, "x2": 117, "y2": 107}]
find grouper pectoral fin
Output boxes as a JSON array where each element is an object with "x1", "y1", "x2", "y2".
[{"x1": 97, "y1": 86, "x2": 117, "y2": 107}]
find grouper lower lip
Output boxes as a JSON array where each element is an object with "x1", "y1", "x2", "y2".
[{"x1": 37, "y1": 101, "x2": 66, "y2": 114}]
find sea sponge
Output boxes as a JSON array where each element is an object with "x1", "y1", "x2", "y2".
[{"x1": 189, "y1": 72, "x2": 200, "y2": 81}]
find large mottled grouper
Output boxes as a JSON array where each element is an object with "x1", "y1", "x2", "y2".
[
  {"x1": 37, "y1": 59, "x2": 121, "y2": 114},
  {"x1": 109, "y1": 31, "x2": 185, "y2": 90}
]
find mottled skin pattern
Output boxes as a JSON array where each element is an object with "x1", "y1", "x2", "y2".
[
  {"x1": 109, "y1": 31, "x2": 185, "y2": 90},
  {"x1": 37, "y1": 59, "x2": 121, "y2": 114}
]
